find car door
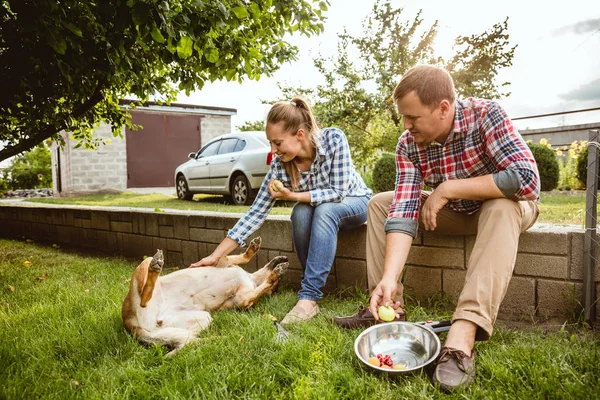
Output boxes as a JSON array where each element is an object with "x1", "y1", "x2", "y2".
[
  {"x1": 186, "y1": 140, "x2": 221, "y2": 191},
  {"x1": 209, "y1": 138, "x2": 241, "y2": 190}
]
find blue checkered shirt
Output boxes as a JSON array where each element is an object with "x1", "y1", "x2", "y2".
[{"x1": 228, "y1": 127, "x2": 372, "y2": 246}]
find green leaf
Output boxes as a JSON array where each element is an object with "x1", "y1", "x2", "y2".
[
  {"x1": 205, "y1": 47, "x2": 219, "y2": 63},
  {"x1": 151, "y1": 25, "x2": 165, "y2": 44},
  {"x1": 177, "y1": 36, "x2": 193, "y2": 58},
  {"x1": 231, "y1": 6, "x2": 248, "y2": 19},
  {"x1": 61, "y1": 21, "x2": 83, "y2": 37},
  {"x1": 319, "y1": 1, "x2": 328, "y2": 11}
]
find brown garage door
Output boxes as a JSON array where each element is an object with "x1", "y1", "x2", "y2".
[{"x1": 126, "y1": 111, "x2": 202, "y2": 188}]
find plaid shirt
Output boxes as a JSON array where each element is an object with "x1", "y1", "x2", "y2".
[
  {"x1": 228, "y1": 127, "x2": 372, "y2": 246},
  {"x1": 387, "y1": 98, "x2": 540, "y2": 235}
]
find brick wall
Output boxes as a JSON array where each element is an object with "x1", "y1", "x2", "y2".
[
  {"x1": 201, "y1": 114, "x2": 233, "y2": 144},
  {"x1": 1, "y1": 203, "x2": 597, "y2": 324},
  {"x1": 51, "y1": 124, "x2": 128, "y2": 195}
]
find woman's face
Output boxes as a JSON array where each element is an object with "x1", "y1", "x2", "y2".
[{"x1": 266, "y1": 121, "x2": 304, "y2": 162}]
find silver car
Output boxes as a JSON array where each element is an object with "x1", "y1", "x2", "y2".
[{"x1": 175, "y1": 131, "x2": 272, "y2": 205}]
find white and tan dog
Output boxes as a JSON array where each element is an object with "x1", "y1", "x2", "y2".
[{"x1": 122, "y1": 237, "x2": 288, "y2": 355}]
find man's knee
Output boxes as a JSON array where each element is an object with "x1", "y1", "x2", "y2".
[
  {"x1": 368, "y1": 191, "x2": 394, "y2": 214},
  {"x1": 479, "y1": 198, "x2": 522, "y2": 223}
]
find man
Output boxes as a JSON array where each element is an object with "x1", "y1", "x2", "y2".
[{"x1": 334, "y1": 65, "x2": 540, "y2": 391}]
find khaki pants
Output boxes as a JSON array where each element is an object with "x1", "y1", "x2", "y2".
[{"x1": 366, "y1": 191, "x2": 539, "y2": 341}]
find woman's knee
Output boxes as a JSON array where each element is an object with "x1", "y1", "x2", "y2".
[{"x1": 291, "y1": 202, "x2": 314, "y2": 223}]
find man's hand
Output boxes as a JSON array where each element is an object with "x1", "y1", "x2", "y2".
[
  {"x1": 369, "y1": 277, "x2": 402, "y2": 321},
  {"x1": 421, "y1": 182, "x2": 450, "y2": 231},
  {"x1": 189, "y1": 254, "x2": 219, "y2": 268}
]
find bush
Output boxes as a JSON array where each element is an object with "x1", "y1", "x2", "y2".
[
  {"x1": 372, "y1": 153, "x2": 396, "y2": 193},
  {"x1": 5, "y1": 144, "x2": 52, "y2": 190},
  {"x1": 575, "y1": 144, "x2": 600, "y2": 189},
  {"x1": 527, "y1": 142, "x2": 559, "y2": 191}
]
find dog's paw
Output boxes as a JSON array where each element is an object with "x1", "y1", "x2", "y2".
[
  {"x1": 272, "y1": 262, "x2": 289, "y2": 277},
  {"x1": 150, "y1": 249, "x2": 164, "y2": 271},
  {"x1": 248, "y1": 236, "x2": 262, "y2": 252}
]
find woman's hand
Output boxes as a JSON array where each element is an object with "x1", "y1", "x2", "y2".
[
  {"x1": 268, "y1": 179, "x2": 296, "y2": 201},
  {"x1": 189, "y1": 254, "x2": 219, "y2": 268}
]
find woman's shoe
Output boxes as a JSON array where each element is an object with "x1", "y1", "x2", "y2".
[{"x1": 280, "y1": 303, "x2": 320, "y2": 324}]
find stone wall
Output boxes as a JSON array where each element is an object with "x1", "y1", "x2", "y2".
[{"x1": 1, "y1": 202, "x2": 597, "y2": 324}]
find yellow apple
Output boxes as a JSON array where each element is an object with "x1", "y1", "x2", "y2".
[
  {"x1": 271, "y1": 180, "x2": 283, "y2": 192},
  {"x1": 377, "y1": 304, "x2": 396, "y2": 322}
]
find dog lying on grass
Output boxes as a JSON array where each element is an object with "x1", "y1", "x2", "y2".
[{"x1": 122, "y1": 237, "x2": 288, "y2": 356}]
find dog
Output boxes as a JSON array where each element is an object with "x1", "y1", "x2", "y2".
[{"x1": 121, "y1": 237, "x2": 288, "y2": 356}]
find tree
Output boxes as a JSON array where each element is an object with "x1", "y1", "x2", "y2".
[
  {"x1": 0, "y1": 0, "x2": 328, "y2": 163},
  {"x1": 278, "y1": 0, "x2": 516, "y2": 168},
  {"x1": 236, "y1": 120, "x2": 266, "y2": 131}
]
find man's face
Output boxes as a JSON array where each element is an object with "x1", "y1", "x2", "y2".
[{"x1": 397, "y1": 91, "x2": 450, "y2": 145}]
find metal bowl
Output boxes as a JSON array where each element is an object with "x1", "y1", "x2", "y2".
[{"x1": 354, "y1": 322, "x2": 441, "y2": 376}]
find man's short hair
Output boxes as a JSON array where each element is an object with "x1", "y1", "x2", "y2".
[{"x1": 393, "y1": 65, "x2": 456, "y2": 108}]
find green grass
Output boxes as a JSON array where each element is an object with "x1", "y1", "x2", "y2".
[
  {"x1": 27, "y1": 190, "x2": 597, "y2": 226},
  {"x1": 26, "y1": 192, "x2": 296, "y2": 215},
  {"x1": 2, "y1": 239, "x2": 599, "y2": 399}
]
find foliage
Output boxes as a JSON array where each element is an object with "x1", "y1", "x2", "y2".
[
  {"x1": 236, "y1": 120, "x2": 265, "y2": 132},
  {"x1": 0, "y1": 0, "x2": 327, "y2": 162},
  {"x1": 555, "y1": 141, "x2": 586, "y2": 191},
  {"x1": 4, "y1": 143, "x2": 52, "y2": 189},
  {"x1": 277, "y1": 0, "x2": 516, "y2": 168},
  {"x1": 527, "y1": 139, "x2": 559, "y2": 192},
  {"x1": 575, "y1": 141, "x2": 600, "y2": 189},
  {"x1": 372, "y1": 153, "x2": 396, "y2": 193}
]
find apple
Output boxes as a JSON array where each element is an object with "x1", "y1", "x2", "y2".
[
  {"x1": 377, "y1": 303, "x2": 396, "y2": 322},
  {"x1": 367, "y1": 357, "x2": 380, "y2": 367},
  {"x1": 271, "y1": 180, "x2": 283, "y2": 192}
]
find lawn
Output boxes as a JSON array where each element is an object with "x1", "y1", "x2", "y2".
[
  {"x1": 1, "y1": 239, "x2": 599, "y2": 399},
  {"x1": 26, "y1": 190, "x2": 595, "y2": 226}
]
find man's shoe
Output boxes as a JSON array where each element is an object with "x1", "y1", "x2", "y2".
[
  {"x1": 332, "y1": 305, "x2": 406, "y2": 329},
  {"x1": 431, "y1": 347, "x2": 475, "y2": 392}
]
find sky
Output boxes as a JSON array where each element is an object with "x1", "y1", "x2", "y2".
[{"x1": 179, "y1": 0, "x2": 600, "y2": 132}]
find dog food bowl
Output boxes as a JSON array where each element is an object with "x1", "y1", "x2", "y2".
[{"x1": 354, "y1": 321, "x2": 441, "y2": 376}]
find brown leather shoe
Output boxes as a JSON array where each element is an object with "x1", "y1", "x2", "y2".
[
  {"x1": 332, "y1": 305, "x2": 406, "y2": 329},
  {"x1": 431, "y1": 347, "x2": 475, "y2": 392}
]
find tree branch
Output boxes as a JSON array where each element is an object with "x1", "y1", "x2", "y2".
[{"x1": 0, "y1": 81, "x2": 106, "y2": 163}]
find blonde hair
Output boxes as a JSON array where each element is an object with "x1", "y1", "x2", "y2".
[
  {"x1": 266, "y1": 97, "x2": 319, "y2": 190},
  {"x1": 393, "y1": 65, "x2": 456, "y2": 108}
]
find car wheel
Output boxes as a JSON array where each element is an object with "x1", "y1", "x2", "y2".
[
  {"x1": 230, "y1": 175, "x2": 253, "y2": 206},
  {"x1": 176, "y1": 175, "x2": 193, "y2": 200}
]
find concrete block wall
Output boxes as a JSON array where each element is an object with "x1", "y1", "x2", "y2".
[
  {"x1": 51, "y1": 124, "x2": 128, "y2": 195},
  {"x1": 201, "y1": 114, "x2": 233, "y2": 144},
  {"x1": 0, "y1": 203, "x2": 597, "y2": 324}
]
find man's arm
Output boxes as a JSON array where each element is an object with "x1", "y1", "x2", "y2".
[
  {"x1": 369, "y1": 232, "x2": 414, "y2": 319},
  {"x1": 421, "y1": 175, "x2": 504, "y2": 231}
]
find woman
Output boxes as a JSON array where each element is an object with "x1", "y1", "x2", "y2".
[{"x1": 191, "y1": 97, "x2": 372, "y2": 324}]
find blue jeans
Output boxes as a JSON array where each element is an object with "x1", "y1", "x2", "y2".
[{"x1": 291, "y1": 196, "x2": 370, "y2": 302}]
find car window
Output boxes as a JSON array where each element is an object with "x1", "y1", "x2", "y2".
[
  {"x1": 198, "y1": 141, "x2": 221, "y2": 158},
  {"x1": 218, "y1": 138, "x2": 239, "y2": 155},
  {"x1": 234, "y1": 139, "x2": 246, "y2": 152}
]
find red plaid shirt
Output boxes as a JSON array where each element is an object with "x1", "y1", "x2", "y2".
[{"x1": 388, "y1": 98, "x2": 540, "y2": 229}]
